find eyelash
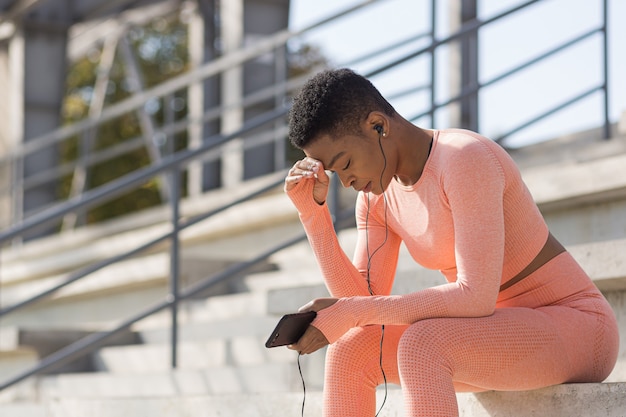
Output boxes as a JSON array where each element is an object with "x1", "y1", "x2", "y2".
[{"x1": 343, "y1": 160, "x2": 351, "y2": 170}]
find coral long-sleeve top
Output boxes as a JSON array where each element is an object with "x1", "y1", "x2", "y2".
[{"x1": 287, "y1": 129, "x2": 549, "y2": 343}]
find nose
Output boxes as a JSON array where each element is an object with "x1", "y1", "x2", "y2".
[{"x1": 336, "y1": 172, "x2": 354, "y2": 188}]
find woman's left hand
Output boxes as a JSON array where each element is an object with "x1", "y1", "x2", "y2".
[{"x1": 288, "y1": 297, "x2": 338, "y2": 354}]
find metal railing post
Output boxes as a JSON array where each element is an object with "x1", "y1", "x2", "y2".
[
  {"x1": 429, "y1": 0, "x2": 436, "y2": 127},
  {"x1": 168, "y1": 165, "x2": 181, "y2": 369},
  {"x1": 329, "y1": 174, "x2": 340, "y2": 226},
  {"x1": 602, "y1": 0, "x2": 610, "y2": 139}
]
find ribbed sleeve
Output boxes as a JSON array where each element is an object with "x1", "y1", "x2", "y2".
[{"x1": 286, "y1": 179, "x2": 375, "y2": 297}]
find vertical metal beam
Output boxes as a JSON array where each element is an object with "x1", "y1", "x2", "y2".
[
  {"x1": 168, "y1": 165, "x2": 181, "y2": 369},
  {"x1": 429, "y1": 0, "x2": 437, "y2": 128},
  {"x1": 460, "y1": 0, "x2": 479, "y2": 132},
  {"x1": 21, "y1": 16, "x2": 68, "y2": 238},
  {"x1": 8, "y1": 27, "x2": 25, "y2": 236},
  {"x1": 186, "y1": 1, "x2": 205, "y2": 197},
  {"x1": 601, "y1": 0, "x2": 610, "y2": 139},
  {"x1": 220, "y1": 0, "x2": 245, "y2": 188},
  {"x1": 448, "y1": 0, "x2": 479, "y2": 131},
  {"x1": 187, "y1": 0, "x2": 220, "y2": 195},
  {"x1": 0, "y1": 28, "x2": 24, "y2": 231},
  {"x1": 241, "y1": 0, "x2": 290, "y2": 180},
  {"x1": 273, "y1": 42, "x2": 287, "y2": 171}
]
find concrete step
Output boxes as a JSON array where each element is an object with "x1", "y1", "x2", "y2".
[
  {"x1": 131, "y1": 291, "x2": 268, "y2": 330},
  {"x1": 0, "y1": 225, "x2": 294, "y2": 316},
  {"x1": 135, "y1": 315, "x2": 280, "y2": 345},
  {"x1": 18, "y1": 382, "x2": 626, "y2": 417},
  {"x1": 527, "y1": 152, "x2": 626, "y2": 210},
  {"x1": 0, "y1": 252, "x2": 170, "y2": 309},
  {"x1": 0, "y1": 349, "x2": 38, "y2": 384},
  {"x1": 0, "y1": 175, "x2": 298, "y2": 324},
  {"x1": 521, "y1": 151, "x2": 626, "y2": 246},
  {"x1": 0, "y1": 402, "x2": 47, "y2": 417},
  {"x1": 567, "y1": 238, "x2": 626, "y2": 291},
  {"x1": 34, "y1": 363, "x2": 314, "y2": 400},
  {"x1": 0, "y1": 326, "x2": 139, "y2": 382},
  {"x1": 2, "y1": 348, "x2": 326, "y2": 403},
  {"x1": 94, "y1": 341, "x2": 328, "y2": 390},
  {"x1": 0, "y1": 171, "x2": 287, "y2": 268},
  {"x1": 95, "y1": 336, "x2": 294, "y2": 372}
]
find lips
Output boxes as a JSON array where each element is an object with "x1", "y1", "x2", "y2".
[{"x1": 359, "y1": 182, "x2": 372, "y2": 193}]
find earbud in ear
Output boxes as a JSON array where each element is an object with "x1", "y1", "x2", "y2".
[{"x1": 374, "y1": 125, "x2": 383, "y2": 135}]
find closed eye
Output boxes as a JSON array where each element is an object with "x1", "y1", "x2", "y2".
[{"x1": 343, "y1": 160, "x2": 351, "y2": 170}]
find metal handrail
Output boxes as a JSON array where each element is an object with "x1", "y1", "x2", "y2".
[
  {"x1": 0, "y1": 23, "x2": 428, "y2": 205},
  {"x1": 0, "y1": 198, "x2": 354, "y2": 391},
  {"x1": 0, "y1": 226, "x2": 307, "y2": 391},
  {"x1": 0, "y1": 107, "x2": 287, "y2": 244},
  {"x1": 0, "y1": 0, "x2": 383, "y2": 231},
  {"x1": 0, "y1": 173, "x2": 287, "y2": 317},
  {"x1": 2, "y1": 0, "x2": 383, "y2": 161},
  {"x1": 406, "y1": 25, "x2": 607, "y2": 139},
  {"x1": 0, "y1": 0, "x2": 611, "y2": 392},
  {"x1": 365, "y1": 0, "x2": 609, "y2": 144},
  {"x1": 366, "y1": 0, "x2": 541, "y2": 79}
]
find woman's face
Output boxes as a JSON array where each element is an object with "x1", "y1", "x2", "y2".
[{"x1": 304, "y1": 132, "x2": 393, "y2": 195}]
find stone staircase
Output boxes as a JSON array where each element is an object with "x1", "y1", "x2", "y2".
[{"x1": 1, "y1": 131, "x2": 626, "y2": 416}]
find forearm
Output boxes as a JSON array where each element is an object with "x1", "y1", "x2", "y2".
[
  {"x1": 312, "y1": 281, "x2": 498, "y2": 343},
  {"x1": 288, "y1": 184, "x2": 372, "y2": 297}
]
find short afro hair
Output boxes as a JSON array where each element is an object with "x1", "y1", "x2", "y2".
[{"x1": 288, "y1": 68, "x2": 396, "y2": 149}]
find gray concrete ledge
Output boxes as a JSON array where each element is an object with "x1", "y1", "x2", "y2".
[
  {"x1": 522, "y1": 152, "x2": 626, "y2": 212},
  {"x1": 37, "y1": 382, "x2": 626, "y2": 417}
]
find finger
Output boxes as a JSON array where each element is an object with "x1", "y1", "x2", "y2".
[
  {"x1": 297, "y1": 158, "x2": 323, "y2": 178},
  {"x1": 293, "y1": 336, "x2": 314, "y2": 355},
  {"x1": 298, "y1": 335, "x2": 326, "y2": 355},
  {"x1": 285, "y1": 174, "x2": 304, "y2": 184},
  {"x1": 289, "y1": 167, "x2": 315, "y2": 179},
  {"x1": 297, "y1": 300, "x2": 314, "y2": 313},
  {"x1": 300, "y1": 325, "x2": 331, "y2": 354},
  {"x1": 287, "y1": 339, "x2": 307, "y2": 354},
  {"x1": 287, "y1": 326, "x2": 314, "y2": 354},
  {"x1": 315, "y1": 167, "x2": 330, "y2": 183},
  {"x1": 284, "y1": 174, "x2": 303, "y2": 191},
  {"x1": 299, "y1": 157, "x2": 323, "y2": 171}
]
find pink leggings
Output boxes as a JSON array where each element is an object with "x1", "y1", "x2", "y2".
[{"x1": 322, "y1": 253, "x2": 619, "y2": 416}]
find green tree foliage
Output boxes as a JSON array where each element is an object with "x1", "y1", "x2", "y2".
[{"x1": 61, "y1": 15, "x2": 189, "y2": 224}]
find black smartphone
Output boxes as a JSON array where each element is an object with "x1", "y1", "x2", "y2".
[{"x1": 265, "y1": 311, "x2": 317, "y2": 348}]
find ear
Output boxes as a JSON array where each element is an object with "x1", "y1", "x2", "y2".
[{"x1": 366, "y1": 111, "x2": 388, "y2": 138}]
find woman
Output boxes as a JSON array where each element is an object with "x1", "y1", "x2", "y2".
[{"x1": 283, "y1": 68, "x2": 618, "y2": 417}]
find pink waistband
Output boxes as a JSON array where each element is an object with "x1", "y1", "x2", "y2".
[{"x1": 496, "y1": 251, "x2": 599, "y2": 309}]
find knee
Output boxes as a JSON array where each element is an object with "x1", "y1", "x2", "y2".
[
  {"x1": 397, "y1": 319, "x2": 450, "y2": 368},
  {"x1": 327, "y1": 326, "x2": 385, "y2": 363},
  {"x1": 325, "y1": 326, "x2": 388, "y2": 377}
]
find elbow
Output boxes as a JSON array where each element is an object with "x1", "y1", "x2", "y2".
[
  {"x1": 468, "y1": 289, "x2": 497, "y2": 317},
  {"x1": 456, "y1": 282, "x2": 497, "y2": 317},
  {"x1": 472, "y1": 303, "x2": 496, "y2": 317},
  {"x1": 470, "y1": 290, "x2": 497, "y2": 317}
]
